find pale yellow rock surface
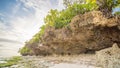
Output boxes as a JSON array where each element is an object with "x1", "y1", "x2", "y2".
[{"x1": 96, "y1": 43, "x2": 120, "y2": 68}]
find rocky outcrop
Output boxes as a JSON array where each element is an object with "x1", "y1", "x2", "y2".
[
  {"x1": 39, "y1": 11, "x2": 120, "y2": 55},
  {"x1": 25, "y1": 11, "x2": 120, "y2": 56},
  {"x1": 96, "y1": 43, "x2": 120, "y2": 68}
]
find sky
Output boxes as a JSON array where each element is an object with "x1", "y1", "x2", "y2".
[
  {"x1": 0, "y1": 0, "x2": 119, "y2": 57},
  {"x1": 0, "y1": 0, "x2": 64, "y2": 57},
  {"x1": 0, "y1": 0, "x2": 120, "y2": 46},
  {"x1": 0, "y1": 0, "x2": 64, "y2": 44}
]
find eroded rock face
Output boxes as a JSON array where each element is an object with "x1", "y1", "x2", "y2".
[
  {"x1": 96, "y1": 43, "x2": 120, "y2": 68},
  {"x1": 25, "y1": 11, "x2": 120, "y2": 56},
  {"x1": 40, "y1": 11, "x2": 120, "y2": 55}
]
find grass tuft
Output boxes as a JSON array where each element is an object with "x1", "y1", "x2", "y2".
[{"x1": 0, "y1": 56, "x2": 22, "y2": 67}]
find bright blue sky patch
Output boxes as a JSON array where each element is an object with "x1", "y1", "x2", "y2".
[
  {"x1": 0, "y1": 0, "x2": 17, "y2": 15},
  {"x1": 112, "y1": 6, "x2": 120, "y2": 14}
]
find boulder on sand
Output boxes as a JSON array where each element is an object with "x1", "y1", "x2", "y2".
[{"x1": 96, "y1": 43, "x2": 120, "y2": 68}]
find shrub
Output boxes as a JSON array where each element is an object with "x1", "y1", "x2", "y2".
[{"x1": 20, "y1": 46, "x2": 32, "y2": 55}]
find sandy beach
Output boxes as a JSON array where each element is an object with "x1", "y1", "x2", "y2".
[{"x1": 7, "y1": 54, "x2": 101, "y2": 68}]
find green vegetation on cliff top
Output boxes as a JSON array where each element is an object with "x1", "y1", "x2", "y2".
[{"x1": 28, "y1": 0, "x2": 98, "y2": 44}]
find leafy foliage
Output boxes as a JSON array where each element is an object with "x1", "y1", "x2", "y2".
[
  {"x1": 97, "y1": 0, "x2": 120, "y2": 11},
  {"x1": 44, "y1": 1, "x2": 98, "y2": 29},
  {"x1": 86, "y1": 0, "x2": 96, "y2": 4},
  {"x1": 115, "y1": 11, "x2": 120, "y2": 15}
]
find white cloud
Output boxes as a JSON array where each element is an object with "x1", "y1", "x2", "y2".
[
  {"x1": 9, "y1": 14, "x2": 43, "y2": 42},
  {"x1": 12, "y1": 3, "x2": 21, "y2": 15},
  {"x1": 58, "y1": 0, "x2": 65, "y2": 10},
  {"x1": 0, "y1": 13, "x2": 5, "y2": 17}
]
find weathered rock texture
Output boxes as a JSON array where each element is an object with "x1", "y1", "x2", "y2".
[
  {"x1": 96, "y1": 43, "x2": 120, "y2": 68},
  {"x1": 26, "y1": 11, "x2": 120, "y2": 55}
]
